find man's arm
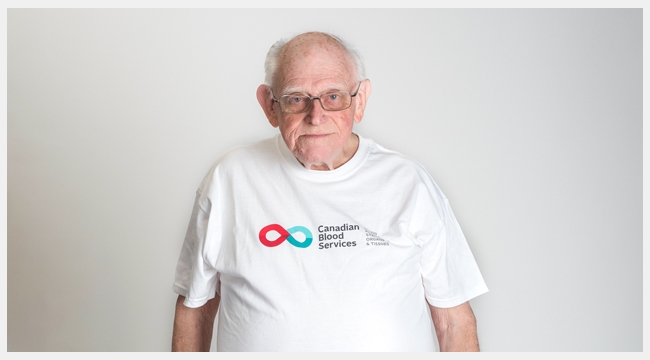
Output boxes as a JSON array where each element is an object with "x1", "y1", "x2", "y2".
[
  {"x1": 172, "y1": 293, "x2": 220, "y2": 352},
  {"x1": 429, "y1": 301, "x2": 480, "y2": 352}
]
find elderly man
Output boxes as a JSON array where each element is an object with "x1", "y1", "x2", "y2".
[{"x1": 172, "y1": 32, "x2": 488, "y2": 352}]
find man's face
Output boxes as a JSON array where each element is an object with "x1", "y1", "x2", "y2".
[{"x1": 257, "y1": 36, "x2": 370, "y2": 170}]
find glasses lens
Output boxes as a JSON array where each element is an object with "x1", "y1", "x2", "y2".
[
  {"x1": 281, "y1": 95, "x2": 310, "y2": 113},
  {"x1": 321, "y1": 91, "x2": 351, "y2": 111}
]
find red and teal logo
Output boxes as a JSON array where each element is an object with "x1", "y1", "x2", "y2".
[{"x1": 259, "y1": 224, "x2": 313, "y2": 248}]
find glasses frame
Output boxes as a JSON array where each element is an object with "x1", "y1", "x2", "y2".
[{"x1": 271, "y1": 82, "x2": 362, "y2": 114}]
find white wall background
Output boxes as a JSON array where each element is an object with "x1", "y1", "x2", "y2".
[{"x1": 7, "y1": 9, "x2": 642, "y2": 351}]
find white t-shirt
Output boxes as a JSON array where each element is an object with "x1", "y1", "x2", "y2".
[{"x1": 173, "y1": 134, "x2": 488, "y2": 352}]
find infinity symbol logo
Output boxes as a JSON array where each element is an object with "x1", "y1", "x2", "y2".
[{"x1": 259, "y1": 224, "x2": 313, "y2": 248}]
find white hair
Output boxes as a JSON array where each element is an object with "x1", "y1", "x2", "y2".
[{"x1": 263, "y1": 32, "x2": 366, "y2": 88}]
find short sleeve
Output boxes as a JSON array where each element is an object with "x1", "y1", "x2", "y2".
[
  {"x1": 172, "y1": 174, "x2": 222, "y2": 308},
  {"x1": 409, "y1": 175, "x2": 488, "y2": 309}
]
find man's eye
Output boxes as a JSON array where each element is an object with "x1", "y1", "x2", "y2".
[
  {"x1": 289, "y1": 96, "x2": 304, "y2": 103},
  {"x1": 327, "y1": 94, "x2": 340, "y2": 101}
]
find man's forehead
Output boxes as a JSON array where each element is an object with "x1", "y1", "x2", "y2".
[
  {"x1": 274, "y1": 35, "x2": 357, "y2": 89},
  {"x1": 283, "y1": 39, "x2": 349, "y2": 62}
]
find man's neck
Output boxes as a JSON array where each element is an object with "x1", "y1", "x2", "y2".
[{"x1": 302, "y1": 133, "x2": 360, "y2": 171}]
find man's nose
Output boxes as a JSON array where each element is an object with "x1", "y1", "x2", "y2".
[{"x1": 306, "y1": 97, "x2": 326, "y2": 124}]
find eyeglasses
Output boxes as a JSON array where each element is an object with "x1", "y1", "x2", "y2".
[{"x1": 271, "y1": 82, "x2": 362, "y2": 114}]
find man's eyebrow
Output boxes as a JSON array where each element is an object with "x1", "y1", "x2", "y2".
[
  {"x1": 281, "y1": 87, "x2": 306, "y2": 95},
  {"x1": 280, "y1": 85, "x2": 347, "y2": 96}
]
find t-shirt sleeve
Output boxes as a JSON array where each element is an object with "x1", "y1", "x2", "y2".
[
  {"x1": 172, "y1": 173, "x2": 222, "y2": 308},
  {"x1": 409, "y1": 173, "x2": 488, "y2": 309}
]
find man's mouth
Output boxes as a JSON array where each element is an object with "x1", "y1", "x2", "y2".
[{"x1": 301, "y1": 133, "x2": 330, "y2": 139}]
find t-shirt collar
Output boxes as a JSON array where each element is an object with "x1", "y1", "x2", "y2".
[{"x1": 276, "y1": 133, "x2": 369, "y2": 181}]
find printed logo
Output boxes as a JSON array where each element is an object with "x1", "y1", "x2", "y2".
[
  {"x1": 317, "y1": 223, "x2": 360, "y2": 250},
  {"x1": 259, "y1": 224, "x2": 313, "y2": 248}
]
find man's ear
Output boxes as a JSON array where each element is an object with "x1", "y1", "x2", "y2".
[
  {"x1": 353, "y1": 79, "x2": 371, "y2": 124},
  {"x1": 257, "y1": 84, "x2": 279, "y2": 128}
]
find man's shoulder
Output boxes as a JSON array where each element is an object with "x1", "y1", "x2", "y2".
[
  {"x1": 195, "y1": 135, "x2": 279, "y2": 191},
  {"x1": 366, "y1": 137, "x2": 448, "y2": 201},
  {"x1": 365, "y1": 137, "x2": 430, "y2": 176}
]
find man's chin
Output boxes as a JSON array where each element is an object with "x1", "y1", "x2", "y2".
[{"x1": 294, "y1": 148, "x2": 335, "y2": 166}]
